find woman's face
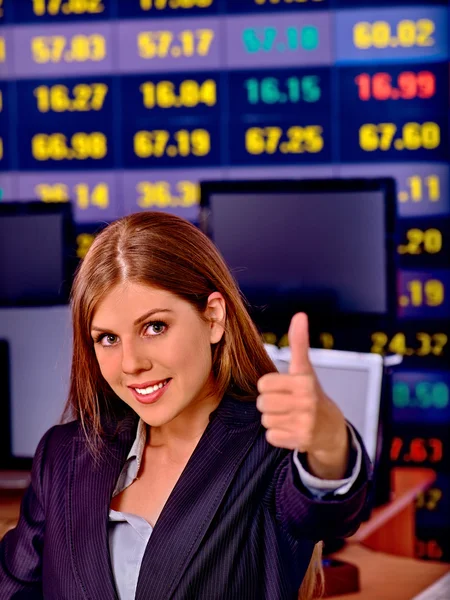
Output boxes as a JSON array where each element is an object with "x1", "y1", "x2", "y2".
[{"x1": 90, "y1": 282, "x2": 225, "y2": 427}]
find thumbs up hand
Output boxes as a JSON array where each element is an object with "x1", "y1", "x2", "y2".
[{"x1": 257, "y1": 313, "x2": 350, "y2": 480}]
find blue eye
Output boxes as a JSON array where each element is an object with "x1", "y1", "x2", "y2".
[
  {"x1": 93, "y1": 320, "x2": 168, "y2": 347},
  {"x1": 146, "y1": 321, "x2": 167, "y2": 336},
  {"x1": 94, "y1": 333, "x2": 117, "y2": 347}
]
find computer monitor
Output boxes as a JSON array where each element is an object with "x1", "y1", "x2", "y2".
[
  {"x1": 0, "y1": 201, "x2": 77, "y2": 307},
  {"x1": 0, "y1": 306, "x2": 72, "y2": 470},
  {"x1": 264, "y1": 345, "x2": 383, "y2": 464},
  {"x1": 200, "y1": 178, "x2": 397, "y2": 317}
]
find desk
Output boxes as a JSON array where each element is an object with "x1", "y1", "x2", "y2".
[
  {"x1": 0, "y1": 471, "x2": 29, "y2": 539},
  {"x1": 327, "y1": 467, "x2": 450, "y2": 598},
  {"x1": 349, "y1": 467, "x2": 438, "y2": 557},
  {"x1": 331, "y1": 544, "x2": 450, "y2": 600}
]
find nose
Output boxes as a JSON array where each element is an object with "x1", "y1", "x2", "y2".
[{"x1": 121, "y1": 338, "x2": 152, "y2": 375}]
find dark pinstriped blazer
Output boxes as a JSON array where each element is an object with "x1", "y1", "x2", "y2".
[{"x1": 0, "y1": 395, "x2": 372, "y2": 600}]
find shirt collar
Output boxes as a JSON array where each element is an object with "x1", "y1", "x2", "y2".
[
  {"x1": 127, "y1": 417, "x2": 147, "y2": 472},
  {"x1": 112, "y1": 418, "x2": 147, "y2": 498}
]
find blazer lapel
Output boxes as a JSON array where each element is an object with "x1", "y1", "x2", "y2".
[
  {"x1": 66, "y1": 412, "x2": 138, "y2": 600},
  {"x1": 135, "y1": 395, "x2": 261, "y2": 600}
]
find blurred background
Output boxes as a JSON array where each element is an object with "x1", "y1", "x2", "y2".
[{"x1": 0, "y1": 0, "x2": 449, "y2": 578}]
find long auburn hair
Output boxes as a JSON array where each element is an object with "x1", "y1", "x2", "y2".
[{"x1": 60, "y1": 211, "x2": 323, "y2": 600}]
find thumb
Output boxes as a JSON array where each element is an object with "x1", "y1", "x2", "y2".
[{"x1": 288, "y1": 313, "x2": 313, "y2": 375}]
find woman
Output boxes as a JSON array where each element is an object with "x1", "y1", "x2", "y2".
[{"x1": 0, "y1": 211, "x2": 371, "y2": 600}]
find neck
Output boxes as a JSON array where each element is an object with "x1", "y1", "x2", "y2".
[{"x1": 148, "y1": 390, "x2": 221, "y2": 453}]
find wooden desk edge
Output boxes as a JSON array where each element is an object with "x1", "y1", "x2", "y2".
[{"x1": 349, "y1": 467, "x2": 436, "y2": 544}]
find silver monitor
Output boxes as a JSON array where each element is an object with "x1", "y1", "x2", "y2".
[{"x1": 264, "y1": 345, "x2": 383, "y2": 463}]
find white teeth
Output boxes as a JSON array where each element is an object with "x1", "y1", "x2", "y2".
[{"x1": 135, "y1": 379, "x2": 169, "y2": 395}]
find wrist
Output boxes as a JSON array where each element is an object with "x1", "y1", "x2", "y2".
[{"x1": 306, "y1": 424, "x2": 350, "y2": 480}]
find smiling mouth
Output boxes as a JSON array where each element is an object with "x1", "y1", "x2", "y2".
[{"x1": 131, "y1": 378, "x2": 171, "y2": 396}]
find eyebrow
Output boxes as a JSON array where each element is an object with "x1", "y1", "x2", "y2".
[{"x1": 91, "y1": 308, "x2": 174, "y2": 333}]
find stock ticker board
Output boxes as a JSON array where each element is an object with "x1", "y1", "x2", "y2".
[{"x1": 0, "y1": 0, "x2": 449, "y2": 559}]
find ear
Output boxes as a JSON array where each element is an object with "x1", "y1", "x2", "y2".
[{"x1": 205, "y1": 292, "x2": 226, "y2": 344}]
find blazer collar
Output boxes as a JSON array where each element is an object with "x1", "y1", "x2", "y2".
[
  {"x1": 67, "y1": 395, "x2": 261, "y2": 600},
  {"x1": 66, "y1": 410, "x2": 138, "y2": 600}
]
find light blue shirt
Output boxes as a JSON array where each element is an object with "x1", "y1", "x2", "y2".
[{"x1": 108, "y1": 418, "x2": 362, "y2": 599}]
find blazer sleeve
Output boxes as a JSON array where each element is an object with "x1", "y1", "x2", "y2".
[
  {"x1": 0, "y1": 425, "x2": 56, "y2": 598},
  {"x1": 274, "y1": 425, "x2": 373, "y2": 543}
]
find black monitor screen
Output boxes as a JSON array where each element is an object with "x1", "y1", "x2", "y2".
[
  {"x1": 201, "y1": 179, "x2": 396, "y2": 316},
  {"x1": 0, "y1": 202, "x2": 75, "y2": 306}
]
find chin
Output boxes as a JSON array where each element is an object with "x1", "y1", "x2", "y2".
[{"x1": 136, "y1": 404, "x2": 185, "y2": 427}]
